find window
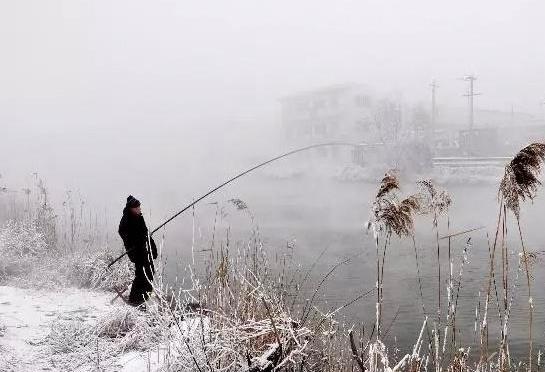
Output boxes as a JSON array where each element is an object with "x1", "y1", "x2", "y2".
[{"x1": 354, "y1": 94, "x2": 371, "y2": 107}]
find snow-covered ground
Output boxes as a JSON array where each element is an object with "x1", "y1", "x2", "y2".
[{"x1": 0, "y1": 286, "x2": 159, "y2": 372}]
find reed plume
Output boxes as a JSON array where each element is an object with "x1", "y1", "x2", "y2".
[
  {"x1": 417, "y1": 179, "x2": 452, "y2": 222},
  {"x1": 369, "y1": 171, "x2": 424, "y2": 340},
  {"x1": 376, "y1": 172, "x2": 401, "y2": 199},
  {"x1": 373, "y1": 195, "x2": 422, "y2": 238},
  {"x1": 499, "y1": 142, "x2": 545, "y2": 218},
  {"x1": 416, "y1": 179, "x2": 451, "y2": 353},
  {"x1": 228, "y1": 198, "x2": 248, "y2": 210},
  {"x1": 371, "y1": 171, "x2": 424, "y2": 238},
  {"x1": 498, "y1": 142, "x2": 545, "y2": 371}
]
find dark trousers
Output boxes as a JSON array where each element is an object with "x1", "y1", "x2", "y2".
[{"x1": 128, "y1": 263, "x2": 154, "y2": 306}]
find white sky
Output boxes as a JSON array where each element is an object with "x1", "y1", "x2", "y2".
[
  {"x1": 2, "y1": 0, "x2": 544, "y2": 124},
  {"x1": 1, "y1": 0, "x2": 544, "y2": 200}
]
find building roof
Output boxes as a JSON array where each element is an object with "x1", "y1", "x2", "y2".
[{"x1": 279, "y1": 83, "x2": 370, "y2": 102}]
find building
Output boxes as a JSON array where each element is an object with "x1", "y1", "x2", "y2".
[
  {"x1": 433, "y1": 106, "x2": 545, "y2": 156},
  {"x1": 280, "y1": 84, "x2": 385, "y2": 142},
  {"x1": 279, "y1": 84, "x2": 396, "y2": 161}
]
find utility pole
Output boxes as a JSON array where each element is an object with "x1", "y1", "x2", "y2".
[
  {"x1": 511, "y1": 104, "x2": 515, "y2": 126},
  {"x1": 430, "y1": 80, "x2": 438, "y2": 130},
  {"x1": 462, "y1": 75, "x2": 481, "y2": 154},
  {"x1": 427, "y1": 79, "x2": 439, "y2": 147},
  {"x1": 462, "y1": 75, "x2": 480, "y2": 131}
]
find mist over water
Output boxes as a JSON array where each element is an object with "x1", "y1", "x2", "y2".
[
  {"x1": 2, "y1": 0, "x2": 545, "y2": 365},
  {"x1": 153, "y1": 174, "x2": 545, "y2": 357}
]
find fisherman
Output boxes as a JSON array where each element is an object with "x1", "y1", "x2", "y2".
[{"x1": 118, "y1": 195, "x2": 157, "y2": 307}]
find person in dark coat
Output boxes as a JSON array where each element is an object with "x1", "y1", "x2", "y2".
[{"x1": 118, "y1": 195, "x2": 158, "y2": 307}]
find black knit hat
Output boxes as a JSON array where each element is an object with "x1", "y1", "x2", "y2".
[{"x1": 126, "y1": 195, "x2": 141, "y2": 208}]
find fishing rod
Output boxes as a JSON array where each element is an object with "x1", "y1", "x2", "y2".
[{"x1": 108, "y1": 141, "x2": 360, "y2": 269}]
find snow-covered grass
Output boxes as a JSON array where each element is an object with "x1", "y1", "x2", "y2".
[
  {"x1": 46, "y1": 306, "x2": 165, "y2": 370},
  {"x1": 0, "y1": 186, "x2": 513, "y2": 371},
  {"x1": 0, "y1": 175, "x2": 128, "y2": 290},
  {"x1": 60, "y1": 249, "x2": 134, "y2": 291},
  {"x1": 0, "y1": 219, "x2": 50, "y2": 282},
  {"x1": 0, "y1": 221, "x2": 133, "y2": 291},
  {"x1": 2, "y1": 143, "x2": 545, "y2": 372},
  {"x1": 0, "y1": 285, "x2": 125, "y2": 371}
]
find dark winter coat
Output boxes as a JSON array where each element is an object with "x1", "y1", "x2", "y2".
[{"x1": 118, "y1": 208, "x2": 157, "y2": 265}]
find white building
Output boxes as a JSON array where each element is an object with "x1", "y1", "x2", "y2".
[{"x1": 280, "y1": 84, "x2": 384, "y2": 143}]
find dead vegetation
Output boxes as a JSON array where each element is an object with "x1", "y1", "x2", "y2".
[
  {"x1": 500, "y1": 143, "x2": 545, "y2": 218},
  {"x1": 2, "y1": 142, "x2": 545, "y2": 371},
  {"x1": 0, "y1": 176, "x2": 132, "y2": 290},
  {"x1": 494, "y1": 142, "x2": 545, "y2": 371}
]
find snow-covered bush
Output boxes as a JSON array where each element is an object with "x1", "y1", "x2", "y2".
[
  {"x1": 140, "y1": 231, "x2": 350, "y2": 372},
  {"x1": 0, "y1": 217, "x2": 130, "y2": 290},
  {"x1": 47, "y1": 307, "x2": 164, "y2": 370},
  {"x1": 94, "y1": 308, "x2": 162, "y2": 351},
  {"x1": 0, "y1": 220, "x2": 51, "y2": 282},
  {"x1": 61, "y1": 249, "x2": 133, "y2": 291},
  {"x1": 0, "y1": 220, "x2": 48, "y2": 258}
]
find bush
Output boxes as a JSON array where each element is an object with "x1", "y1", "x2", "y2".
[
  {"x1": 0, "y1": 218, "x2": 131, "y2": 290},
  {"x1": 0, "y1": 220, "x2": 48, "y2": 258},
  {"x1": 0, "y1": 220, "x2": 51, "y2": 282},
  {"x1": 62, "y1": 249, "x2": 134, "y2": 291},
  {"x1": 46, "y1": 307, "x2": 164, "y2": 370}
]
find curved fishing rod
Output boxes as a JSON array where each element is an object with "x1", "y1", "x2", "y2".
[{"x1": 108, "y1": 141, "x2": 359, "y2": 268}]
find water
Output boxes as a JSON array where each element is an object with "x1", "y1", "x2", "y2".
[{"x1": 159, "y1": 174, "x2": 545, "y2": 359}]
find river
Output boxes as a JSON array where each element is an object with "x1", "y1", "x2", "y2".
[{"x1": 159, "y1": 173, "x2": 545, "y2": 358}]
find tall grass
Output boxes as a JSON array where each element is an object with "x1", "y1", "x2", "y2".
[
  {"x1": 2, "y1": 142, "x2": 545, "y2": 371},
  {"x1": 0, "y1": 175, "x2": 130, "y2": 289},
  {"x1": 357, "y1": 142, "x2": 545, "y2": 372},
  {"x1": 497, "y1": 143, "x2": 545, "y2": 371}
]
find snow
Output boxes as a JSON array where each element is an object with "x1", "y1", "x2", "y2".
[{"x1": 0, "y1": 285, "x2": 159, "y2": 372}]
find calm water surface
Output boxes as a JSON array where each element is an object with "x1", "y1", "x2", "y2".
[{"x1": 159, "y1": 175, "x2": 545, "y2": 359}]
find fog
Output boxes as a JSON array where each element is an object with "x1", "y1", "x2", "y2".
[
  {"x1": 3, "y1": 0, "x2": 545, "y2": 360},
  {"x1": 2, "y1": 1, "x2": 545, "y2": 202}
]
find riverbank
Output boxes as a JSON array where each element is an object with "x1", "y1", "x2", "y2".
[{"x1": 0, "y1": 285, "x2": 160, "y2": 372}]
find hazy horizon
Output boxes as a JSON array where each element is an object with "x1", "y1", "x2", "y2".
[{"x1": 2, "y1": 0, "x2": 545, "y2": 203}]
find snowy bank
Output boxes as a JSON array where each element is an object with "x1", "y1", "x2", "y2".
[{"x1": 0, "y1": 285, "x2": 163, "y2": 372}]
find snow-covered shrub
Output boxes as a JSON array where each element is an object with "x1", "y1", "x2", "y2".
[
  {"x1": 0, "y1": 220, "x2": 48, "y2": 258},
  {"x1": 0, "y1": 220, "x2": 51, "y2": 282},
  {"x1": 47, "y1": 307, "x2": 164, "y2": 370},
  {"x1": 61, "y1": 248, "x2": 133, "y2": 291},
  {"x1": 143, "y1": 233, "x2": 349, "y2": 372},
  {"x1": 0, "y1": 218, "x2": 131, "y2": 289},
  {"x1": 94, "y1": 308, "x2": 163, "y2": 351},
  {"x1": 95, "y1": 308, "x2": 141, "y2": 338},
  {"x1": 47, "y1": 319, "x2": 91, "y2": 355}
]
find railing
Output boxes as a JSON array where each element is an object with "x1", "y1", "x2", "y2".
[{"x1": 432, "y1": 156, "x2": 512, "y2": 168}]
